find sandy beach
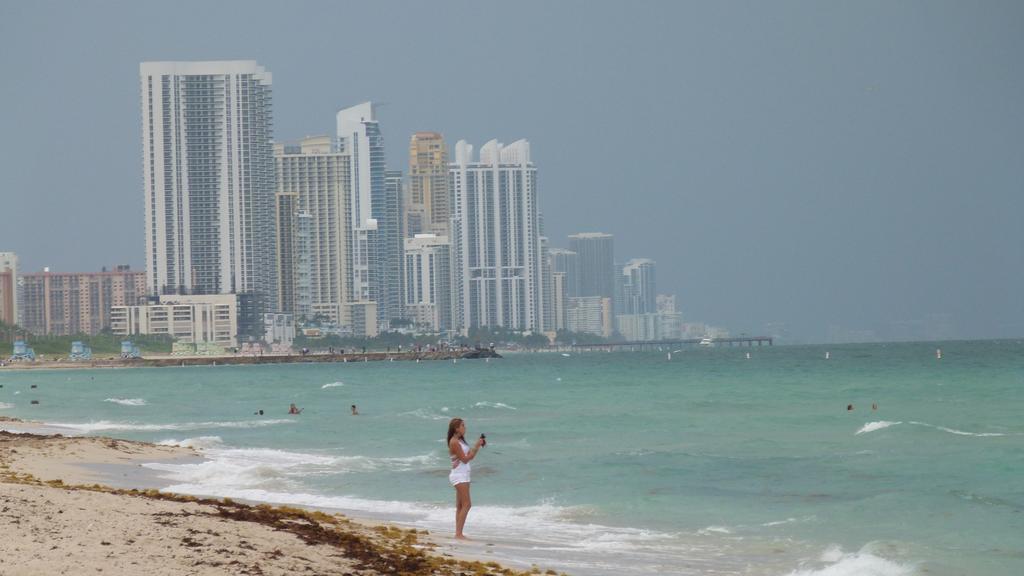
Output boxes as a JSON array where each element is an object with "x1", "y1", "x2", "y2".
[{"x1": 0, "y1": 419, "x2": 555, "y2": 576}]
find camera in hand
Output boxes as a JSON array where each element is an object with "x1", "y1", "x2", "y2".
[{"x1": 480, "y1": 433, "x2": 487, "y2": 446}]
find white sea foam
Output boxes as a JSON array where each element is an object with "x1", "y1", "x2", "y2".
[
  {"x1": 474, "y1": 401, "x2": 517, "y2": 410},
  {"x1": 157, "y1": 436, "x2": 225, "y2": 450},
  {"x1": 698, "y1": 525, "x2": 733, "y2": 535},
  {"x1": 909, "y1": 421, "x2": 1008, "y2": 437},
  {"x1": 762, "y1": 517, "x2": 804, "y2": 527},
  {"x1": 146, "y1": 448, "x2": 441, "y2": 496},
  {"x1": 856, "y1": 421, "x2": 902, "y2": 435},
  {"x1": 321, "y1": 382, "x2": 344, "y2": 389},
  {"x1": 44, "y1": 419, "x2": 295, "y2": 433},
  {"x1": 0, "y1": 402, "x2": 13, "y2": 410},
  {"x1": 856, "y1": 420, "x2": 1012, "y2": 438},
  {"x1": 104, "y1": 398, "x2": 147, "y2": 406},
  {"x1": 398, "y1": 408, "x2": 448, "y2": 420},
  {"x1": 786, "y1": 544, "x2": 916, "y2": 576},
  {"x1": 138, "y1": 438, "x2": 678, "y2": 559}
]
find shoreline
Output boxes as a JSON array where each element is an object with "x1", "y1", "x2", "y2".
[
  {"x1": 0, "y1": 420, "x2": 558, "y2": 576},
  {"x1": 0, "y1": 348, "x2": 501, "y2": 371}
]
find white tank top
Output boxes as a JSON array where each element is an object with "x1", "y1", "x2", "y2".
[{"x1": 451, "y1": 438, "x2": 471, "y2": 472}]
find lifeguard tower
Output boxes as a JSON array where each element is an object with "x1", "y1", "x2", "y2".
[
  {"x1": 11, "y1": 340, "x2": 35, "y2": 361},
  {"x1": 120, "y1": 341, "x2": 141, "y2": 359},
  {"x1": 69, "y1": 341, "x2": 93, "y2": 361}
]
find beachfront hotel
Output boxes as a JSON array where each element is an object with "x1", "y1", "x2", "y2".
[
  {"x1": 274, "y1": 136, "x2": 351, "y2": 324},
  {"x1": 139, "y1": 60, "x2": 277, "y2": 336},
  {"x1": 406, "y1": 132, "x2": 450, "y2": 237},
  {"x1": 19, "y1": 266, "x2": 147, "y2": 336},
  {"x1": 449, "y1": 139, "x2": 547, "y2": 334},
  {"x1": 111, "y1": 293, "x2": 238, "y2": 348},
  {"x1": 336, "y1": 102, "x2": 403, "y2": 333}
]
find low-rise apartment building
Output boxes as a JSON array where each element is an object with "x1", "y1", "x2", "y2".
[{"x1": 110, "y1": 294, "x2": 238, "y2": 348}]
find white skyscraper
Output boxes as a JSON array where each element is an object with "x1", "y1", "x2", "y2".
[
  {"x1": 140, "y1": 60, "x2": 276, "y2": 338},
  {"x1": 336, "y1": 102, "x2": 402, "y2": 331},
  {"x1": 449, "y1": 139, "x2": 545, "y2": 333}
]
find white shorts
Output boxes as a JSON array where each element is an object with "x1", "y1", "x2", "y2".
[{"x1": 449, "y1": 466, "x2": 471, "y2": 486}]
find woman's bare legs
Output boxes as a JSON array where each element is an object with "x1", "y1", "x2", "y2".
[{"x1": 454, "y1": 482, "x2": 472, "y2": 539}]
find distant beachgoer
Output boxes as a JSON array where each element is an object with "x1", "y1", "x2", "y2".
[
  {"x1": 351, "y1": 405, "x2": 359, "y2": 416},
  {"x1": 847, "y1": 404, "x2": 854, "y2": 411},
  {"x1": 872, "y1": 403, "x2": 878, "y2": 411},
  {"x1": 447, "y1": 417, "x2": 485, "y2": 540},
  {"x1": 289, "y1": 403, "x2": 303, "y2": 415}
]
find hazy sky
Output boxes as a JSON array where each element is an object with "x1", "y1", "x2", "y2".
[{"x1": 1, "y1": 1, "x2": 1021, "y2": 342}]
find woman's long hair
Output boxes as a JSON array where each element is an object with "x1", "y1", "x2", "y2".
[{"x1": 447, "y1": 418, "x2": 464, "y2": 445}]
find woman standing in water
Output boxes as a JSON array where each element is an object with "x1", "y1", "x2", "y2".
[{"x1": 447, "y1": 418, "x2": 485, "y2": 539}]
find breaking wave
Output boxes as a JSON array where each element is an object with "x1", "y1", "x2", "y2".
[
  {"x1": 44, "y1": 419, "x2": 295, "y2": 433},
  {"x1": 785, "y1": 544, "x2": 916, "y2": 576},
  {"x1": 104, "y1": 398, "x2": 147, "y2": 406}
]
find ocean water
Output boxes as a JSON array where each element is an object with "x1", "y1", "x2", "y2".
[{"x1": 1, "y1": 340, "x2": 1022, "y2": 575}]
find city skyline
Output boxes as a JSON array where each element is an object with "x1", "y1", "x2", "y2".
[{"x1": 1, "y1": 1, "x2": 1022, "y2": 342}]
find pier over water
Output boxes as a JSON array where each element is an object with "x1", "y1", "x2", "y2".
[{"x1": 570, "y1": 337, "x2": 773, "y2": 352}]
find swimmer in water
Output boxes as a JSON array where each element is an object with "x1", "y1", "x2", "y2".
[
  {"x1": 351, "y1": 404, "x2": 359, "y2": 416},
  {"x1": 288, "y1": 403, "x2": 303, "y2": 415}
]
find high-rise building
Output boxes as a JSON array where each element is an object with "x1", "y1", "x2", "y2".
[
  {"x1": 622, "y1": 258, "x2": 657, "y2": 314},
  {"x1": 656, "y1": 294, "x2": 682, "y2": 339},
  {"x1": 551, "y1": 271, "x2": 567, "y2": 331},
  {"x1": 569, "y1": 233, "x2": 615, "y2": 304},
  {"x1": 384, "y1": 170, "x2": 405, "y2": 325},
  {"x1": 275, "y1": 191, "x2": 299, "y2": 317},
  {"x1": 549, "y1": 248, "x2": 579, "y2": 298},
  {"x1": 450, "y1": 139, "x2": 545, "y2": 334},
  {"x1": 0, "y1": 252, "x2": 18, "y2": 326},
  {"x1": 566, "y1": 296, "x2": 613, "y2": 338},
  {"x1": 139, "y1": 61, "x2": 276, "y2": 335},
  {"x1": 617, "y1": 258, "x2": 662, "y2": 340},
  {"x1": 403, "y1": 234, "x2": 451, "y2": 332},
  {"x1": 274, "y1": 136, "x2": 351, "y2": 323},
  {"x1": 407, "y1": 132, "x2": 450, "y2": 237},
  {"x1": 21, "y1": 266, "x2": 147, "y2": 336},
  {"x1": 336, "y1": 102, "x2": 402, "y2": 332},
  {"x1": 539, "y1": 236, "x2": 553, "y2": 333}
]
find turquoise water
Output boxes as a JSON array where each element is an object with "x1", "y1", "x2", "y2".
[{"x1": 1, "y1": 341, "x2": 1022, "y2": 575}]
